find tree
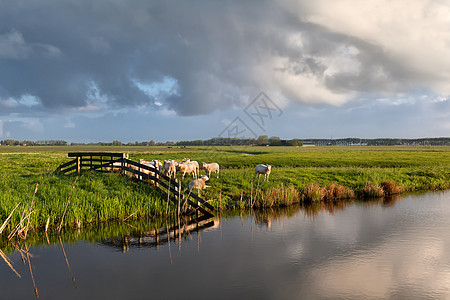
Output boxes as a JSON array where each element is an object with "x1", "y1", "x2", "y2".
[
  {"x1": 256, "y1": 135, "x2": 269, "y2": 146},
  {"x1": 269, "y1": 136, "x2": 282, "y2": 146},
  {"x1": 289, "y1": 139, "x2": 303, "y2": 146}
]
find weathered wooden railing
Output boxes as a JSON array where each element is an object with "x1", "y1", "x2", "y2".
[
  {"x1": 55, "y1": 152, "x2": 214, "y2": 218},
  {"x1": 55, "y1": 152, "x2": 128, "y2": 174}
]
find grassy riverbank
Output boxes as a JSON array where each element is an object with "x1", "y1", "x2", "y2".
[{"x1": 1, "y1": 145, "x2": 449, "y2": 235}]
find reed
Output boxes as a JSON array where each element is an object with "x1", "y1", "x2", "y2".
[
  {"x1": 255, "y1": 184, "x2": 300, "y2": 208},
  {"x1": 380, "y1": 181, "x2": 403, "y2": 195},
  {"x1": 302, "y1": 183, "x2": 325, "y2": 203},
  {"x1": 361, "y1": 182, "x2": 385, "y2": 198},
  {"x1": 322, "y1": 183, "x2": 355, "y2": 201},
  {"x1": 0, "y1": 203, "x2": 21, "y2": 236}
]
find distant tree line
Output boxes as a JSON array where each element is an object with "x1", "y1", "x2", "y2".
[
  {"x1": 303, "y1": 138, "x2": 450, "y2": 146},
  {"x1": 70, "y1": 140, "x2": 175, "y2": 146},
  {"x1": 0, "y1": 139, "x2": 67, "y2": 146},
  {"x1": 175, "y1": 136, "x2": 303, "y2": 146},
  {"x1": 1, "y1": 137, "x2": 449, "y2": 147}
]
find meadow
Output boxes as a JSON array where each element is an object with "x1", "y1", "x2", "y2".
[{"x1": 0, "y1": 145, "x2": 449, "y2": 235}]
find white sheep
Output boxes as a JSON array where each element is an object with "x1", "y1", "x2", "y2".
[
  {"x1": 183, "y1": 158, "x2": 199, "y2": 177},
  {"x1": 202, "y1": 162, "x2": 220, "y2": 178},
  {"x1": 188, "y1": 175, "x2": 210, "y2": 191},
  {"x1": 255, "y1": 164, "x2": 272, "y2": 182},
  {"x1": 179, "y1": 161, "x2": 197, "y2": 179},
  {"x1": 163, "y1": 160, "x2": 177, "y2": 178}
]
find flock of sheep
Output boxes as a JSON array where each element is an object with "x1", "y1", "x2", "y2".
[{"x1": 135, "y1": 158, "x2": 272, "y2": 192}]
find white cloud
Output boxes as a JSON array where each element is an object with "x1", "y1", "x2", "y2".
[
  {"x1": 0, "y1": 94, "x2": 41, "y2": 109},
  {"x1": 259, "y1": 56, "x2": 355, "y2": 106},
  {"x1": 283, "y1": 0, "x2": 450, "y2": 94}
]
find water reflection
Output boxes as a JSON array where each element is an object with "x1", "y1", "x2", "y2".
[
  {"x1": 1, "y1": 191, "x2": 450, "y2": 299},
  {"x1": 101, "y1": 216, "x2": 217, "y2": 252}
]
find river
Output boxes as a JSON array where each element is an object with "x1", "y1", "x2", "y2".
[{"x1": 1, "y1": 191, "x2": 450, "y2": 299}]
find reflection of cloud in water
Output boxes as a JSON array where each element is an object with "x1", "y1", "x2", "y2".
[
  {"x1": 287, "y1": 241, "x2": 304, "y2": 263},
  {"x1": 309, "y1": 234, "x2": 449, "y2": 299}
]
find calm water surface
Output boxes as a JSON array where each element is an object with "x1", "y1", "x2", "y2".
[{"x1": 2, "y1": 191, "x2": 450, "y2": 299}]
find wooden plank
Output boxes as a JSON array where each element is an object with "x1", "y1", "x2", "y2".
[
  {"x1": 60, "y1": 165, "x2": 77, "y2": 174},
  {"x1": 184, "y1": 190, "x2": 215, "y2": 211},
  {"x1": 57, "y1": 159, "x2": 77, "y2": 169},
  {"x1": 186, "y1": 199, "x2": 214, "y2": 217},
  {"x1": 123, "y1": 167, "x2": 159, "y2": 181},
  {"x1": 123, "y1": 159, "x2": 158, "y2": 173},
  {"x1": 68, "y1": 152, "x2": 126, "y2": 158},
  {"x1": 78, "y1": 158, "x2": 116, "y2": 163}
]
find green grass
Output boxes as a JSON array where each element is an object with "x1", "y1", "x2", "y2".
[{"x1": 0, "y1": 145, "x2": 449, "y2": 234}]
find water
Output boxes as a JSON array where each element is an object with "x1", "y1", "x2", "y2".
[{"x1": 1, "y1": 191, "x2": 450, "y2": 299}]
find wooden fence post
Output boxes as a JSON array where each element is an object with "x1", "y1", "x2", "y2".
[
  {"x1": 76, "y1": 156, "x2": 81, "y2": 174},
  {"x1": 121, "y1": 153, "x2": 126, "y2": 175}
]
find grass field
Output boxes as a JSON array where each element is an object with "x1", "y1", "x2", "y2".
[{"x1": 0, "y1": 145, "x2": 449, "y2": 235}]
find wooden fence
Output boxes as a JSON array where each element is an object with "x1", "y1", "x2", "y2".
[{"x1": 55, "y1": 152, "x2": 214, "y2": 218}]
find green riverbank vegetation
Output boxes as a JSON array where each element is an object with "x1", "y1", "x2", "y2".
[{"x1": 1, "y1": 145, "x2": 449, "y2": 236}]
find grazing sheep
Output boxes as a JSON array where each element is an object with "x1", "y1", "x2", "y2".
[
  {"x1": 188, "y1": 175, "x2": 210, "y2": 191},
  {"x1": 163, "y1": 160, "x2": 177, "y2": 178},
  {"x1": 202, "y1": 162, "x2": 220, "y2": 178},
  {"x1": 183, "y1": 158, "x2": 199, "y2": 177},
  {"x1": 255, "y1": 164, "x2": 272, "y2": 182},
  {"x1": 179, "y1": 161, "x2": 197, "y2": 179}
]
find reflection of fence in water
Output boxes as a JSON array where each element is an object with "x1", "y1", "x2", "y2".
[{"x1": 100, "y1": 216, "x2": 217, "y2": 252}]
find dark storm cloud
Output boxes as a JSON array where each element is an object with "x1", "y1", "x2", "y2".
[
  {"x1": 0, "y1": 0, "x2": 293, "y2": 116},
  {"x1": 1, "y1": 0, "x2": 449, "y2": 119}
]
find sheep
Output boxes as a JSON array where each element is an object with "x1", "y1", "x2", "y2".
[
  {"x1": 163, "y1": 160, "x2": 177, "y2": 178},
  {"x1": 188, "y1": 175, "x2": 210, "y2": 191},
  {"x1": 138, "y1": 159, "x2": 162, "y2": 173},
  {"x1": 178, "y1": 161, "x2": 197, "y2": 179},
  {"x1": 255, "y1": 164, "x2": 272, "y2": 182},
  {"x1": 137, "y1": 159, "x2": 153, "y2": 177},
  {"x1": 149, "y1": 159, "x2": 162, "y2": 172},
  {"x1": 202, "y1": 162, "x2": 220, "y2": 178},
  {"x1": 183, "y1": 158, "x2": 199, "y2": 177}
]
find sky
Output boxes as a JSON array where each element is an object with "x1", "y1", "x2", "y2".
[{"x1": 0, "y1": 0, "x2": 449, "y2": 143}]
